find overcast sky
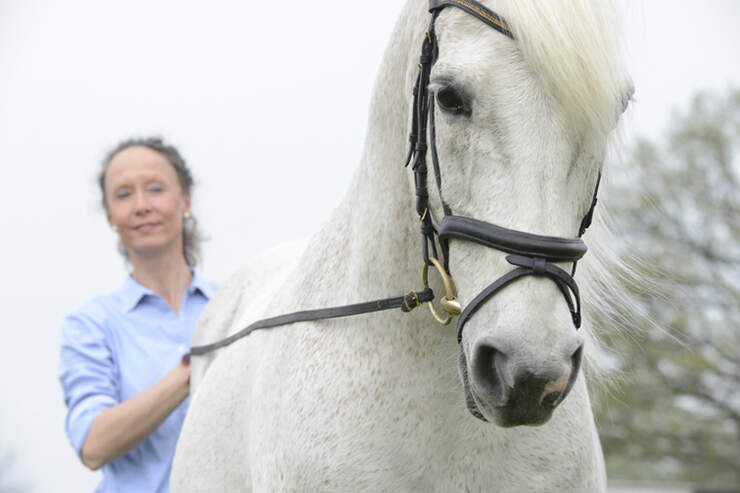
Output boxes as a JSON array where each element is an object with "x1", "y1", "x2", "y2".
[{"x1": 1, "y1": 1, "x2": 739, "y2": 491}]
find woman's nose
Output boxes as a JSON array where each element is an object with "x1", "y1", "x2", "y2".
[{"x1": 134, "y1": 190, "x2": 151, "y2": 213}]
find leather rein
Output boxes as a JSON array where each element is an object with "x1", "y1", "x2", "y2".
[{"x1": 187, "y1": 0, "x2": 600, "y2": 362}]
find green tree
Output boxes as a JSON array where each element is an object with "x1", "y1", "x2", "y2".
[{"x1": 594, "y1": 89, "x2": 740, "y2": 486}]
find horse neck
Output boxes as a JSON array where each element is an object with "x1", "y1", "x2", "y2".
[{"x1": 304, "y1": 4, "x2": 429, "y2": 298}]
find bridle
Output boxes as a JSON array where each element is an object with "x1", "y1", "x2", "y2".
[
  {"x1": 406, "y1": 0, "x2": 600, "y2": 343},
  {"x1": 187, "y1": 0, "x2": 600, "y2": 361}
]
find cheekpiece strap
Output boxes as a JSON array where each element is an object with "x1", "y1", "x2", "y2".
[
  {"x1": 578, "y1": 172, "x2": 602, "y2": 237},
  {"x1": 405, "y1": 10, "x2": 444, "y2": 266},
  {"x1": 428, "y1": 0, "x2": 514, "y2": 39}
]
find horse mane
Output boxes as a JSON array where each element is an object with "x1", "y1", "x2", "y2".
[
  {"x1": 500, "y1": 0, "x2": 628, "y2": 136},
  {"x1": 579, "y1": 203, "x2": 645, "y2": 384}
]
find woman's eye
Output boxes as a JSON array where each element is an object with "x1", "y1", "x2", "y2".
[
  {"x1": 149, "y1": 185, "x2": 164, "y2": 193},
  {"x1": 116, "y1": 190, "x2": 131, "y2": 199},
  {"x1": 436, "y1": 87, "x2": 467, "y2": 114}
]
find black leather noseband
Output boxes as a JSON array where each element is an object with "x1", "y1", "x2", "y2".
[
  {"x1": 438, "y1": 216, "x2": 588, "y2": 261},
  {"x1": 438, "y1": 216, "x2": 588, "y2": 342}
]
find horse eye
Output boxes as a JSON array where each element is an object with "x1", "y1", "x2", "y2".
[{"x1": 436, "y1": 87, "x2": 468, "y2": 115}]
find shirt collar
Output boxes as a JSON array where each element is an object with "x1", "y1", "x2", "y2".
[
  {"x1": 119, "y1": 270, "x2": 215, "y2": 312},
  {"x1": 119, "y1": 275, "x2": 156, "y2": 313},
  {"x1": 187, "y1": 270, "x2": 217, "y2": 300}
]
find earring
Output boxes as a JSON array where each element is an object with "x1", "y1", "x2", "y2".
[
  {"x1": 111, "y1": 225, "x2": 118, "y2": 232},
  {"x1": 184, "y1": 211, "x2": 191, "y2": 219}
]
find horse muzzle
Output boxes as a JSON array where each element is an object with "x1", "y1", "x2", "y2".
[{"x1": 460, "y1": 330, "x2": 584, "y2": 426}]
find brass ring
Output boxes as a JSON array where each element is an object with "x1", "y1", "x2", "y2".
[{"x1": 422, "y1": 258, "x2": 461, "y2": 326}]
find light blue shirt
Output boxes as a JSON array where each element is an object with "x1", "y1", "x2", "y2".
[{"x1": 58, "y1": 272, "x2": 217, "y2": 493}]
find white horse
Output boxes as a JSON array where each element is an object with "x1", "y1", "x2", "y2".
[{"x1": 172, "y1": 0, "x2": 632, "y2": 490}]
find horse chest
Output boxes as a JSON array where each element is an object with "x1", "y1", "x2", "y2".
[{"x1": 243, "y1": 327, "x2": 509, "y2": 489}]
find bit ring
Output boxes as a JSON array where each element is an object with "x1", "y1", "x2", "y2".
[{"x1": 422, "y1": 257, "x2": 461, "y2": 325}]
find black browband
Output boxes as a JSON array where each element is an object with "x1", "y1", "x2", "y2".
[
  {"x1": 429, "y1": 0, "x2": 514, "y2": 38},
  {"x1": 187, "y1": 0, "x2": 600, "y2": 362}
]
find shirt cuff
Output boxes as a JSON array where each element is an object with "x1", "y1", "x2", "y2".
[{"x1": 67, "y1": 396, "x2": 116, "y2": 456}]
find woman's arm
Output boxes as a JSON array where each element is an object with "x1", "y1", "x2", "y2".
[{"x1": 80, "y1": 360, "x2": 190, "y2": 471}]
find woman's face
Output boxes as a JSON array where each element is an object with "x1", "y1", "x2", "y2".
[{"x1": 104, "y1": 146, "x2": 190, "y2": 260}]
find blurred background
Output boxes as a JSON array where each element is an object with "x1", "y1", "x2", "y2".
[{"x1": 0, "y1": 1, "x2": 738, "y2": 491}]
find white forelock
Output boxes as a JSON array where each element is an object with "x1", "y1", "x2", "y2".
[{"x1": 497, "y1": 0, "x2": 628, "y2": 136}]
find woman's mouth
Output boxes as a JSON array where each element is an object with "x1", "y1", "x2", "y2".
[{"x1": 134, "y1": 222, "x2": 159, "y2": 233}]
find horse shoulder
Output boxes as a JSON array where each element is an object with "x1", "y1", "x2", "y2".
[{"x1": 190, "y1": 238, "x2": 308, "y2": 390}]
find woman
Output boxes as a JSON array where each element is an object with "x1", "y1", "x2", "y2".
[{"x1": 58, "y1": 137, "x2": 218, "y2": 492}]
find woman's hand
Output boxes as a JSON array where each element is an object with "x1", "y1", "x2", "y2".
[{"x1": 80, "y1": 357, "x2": 191, "y2": 470}]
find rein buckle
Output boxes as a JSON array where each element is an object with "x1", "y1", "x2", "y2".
[{"x1": 403, "y1": 290, "x2": 422, "y2": 312}]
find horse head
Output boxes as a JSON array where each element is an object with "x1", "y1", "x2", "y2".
[{"x1": 406, "y1": 0, "x2": 632, "y2": 426}]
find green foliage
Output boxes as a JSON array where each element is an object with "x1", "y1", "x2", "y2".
[{"x1": 594, "y1": 89, "x2": 740, "y2": 486}]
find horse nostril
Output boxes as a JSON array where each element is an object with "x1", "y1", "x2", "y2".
[
  {"x1": 541, "y1": 391, "x2": 561, "y2": 407},
  {"x1": 543, "y1": 344, "x2": 584, "y2": 407},
  {"x1": 471, "y1": 342, "x2": 511, "y2": 406}
]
